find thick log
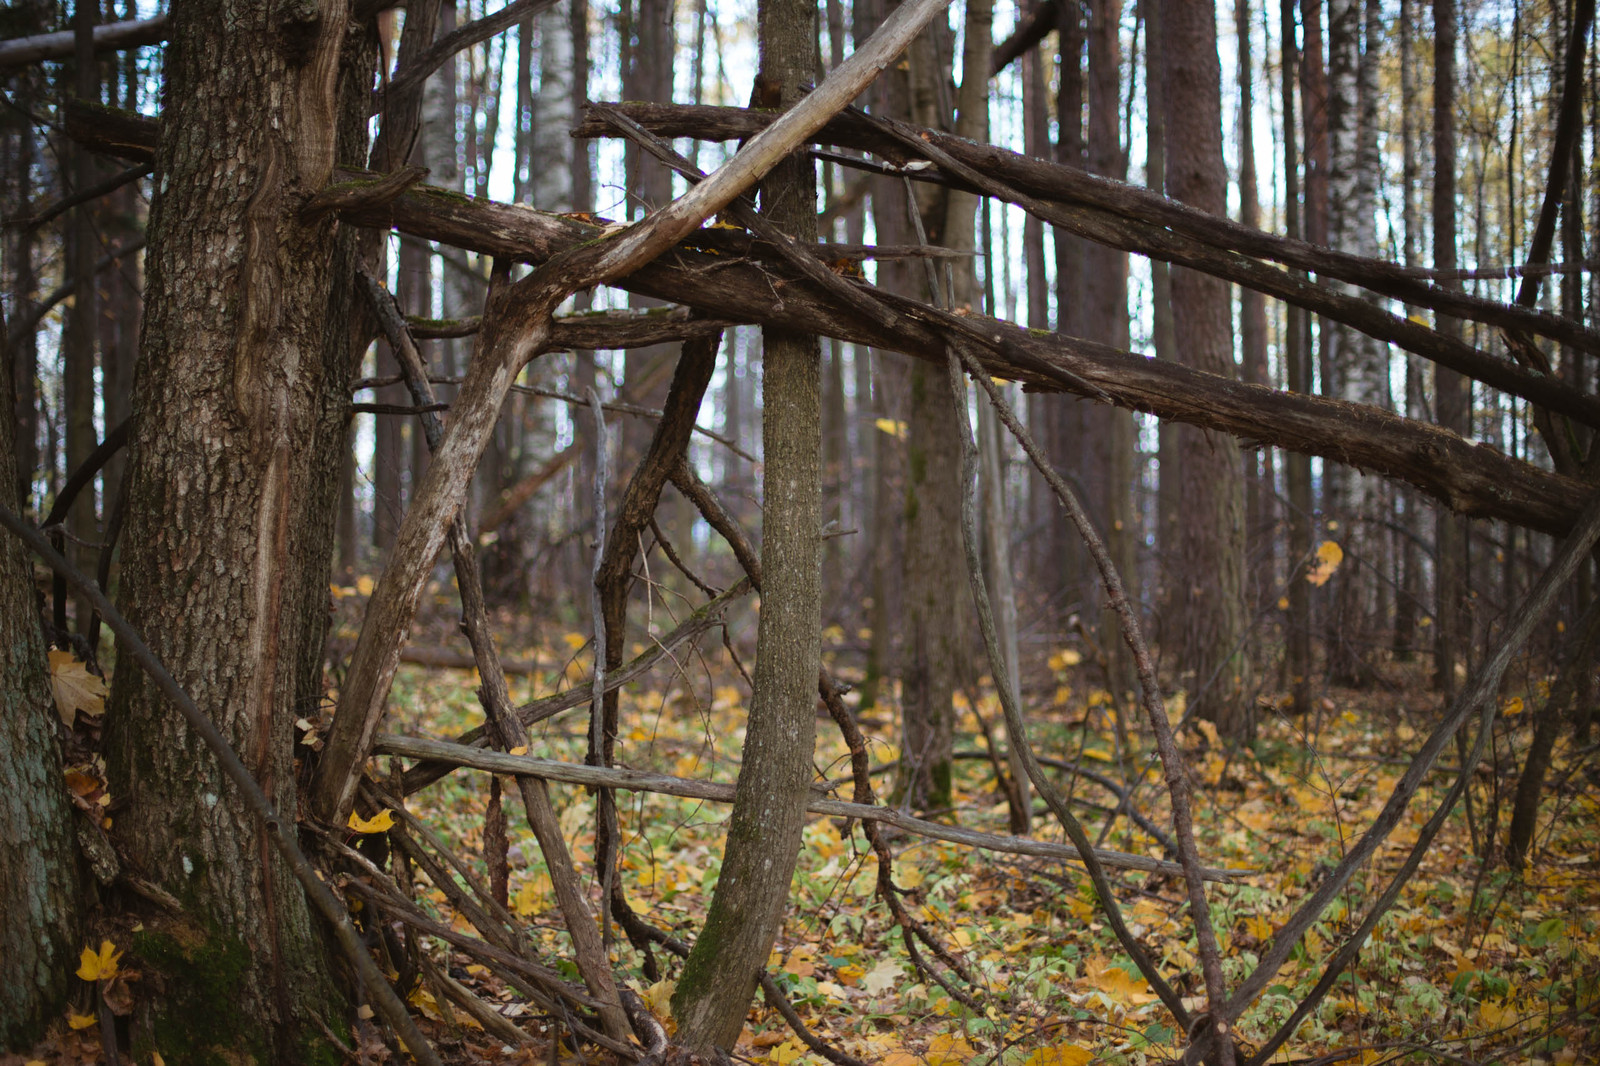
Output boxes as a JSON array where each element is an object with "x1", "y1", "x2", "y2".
[
  {"x1": 0, "y1": 16, "x2": 168, "y2": 70},
  {"x1": 64, "y1": 102, "x2": 1589, "y2": 536},
  {"x1": 572, "y1": 102, "x2": 1600, "y2": 360}
]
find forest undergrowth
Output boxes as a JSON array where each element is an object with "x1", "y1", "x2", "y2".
[{"x1": 21, "y1": 596, "x2": 1600, "y2": 1066}]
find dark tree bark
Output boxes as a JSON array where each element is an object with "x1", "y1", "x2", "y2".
[
  {"x1": 1237, "y1": 0, "x2": 1273, "y2": 604},
  {"x1": 670, "y1": 0, "x2": 823, "y2": 1045},
  {"x1": 101, "y1": 0, "x2": 373, "y2": 1059},
  {"x1": 1433, "y1": 0, "x2": 1468, "y2": 697},
  {"x1": 1162, "y1": 0, "x2": 1247, "y2": 732},
  {"x1": 1084, "y1": 0, "x2": 1136, "y2": 698},
  {"x1": 1282, "y1": 0, "x2": 1315, "y2": 712},
  {"x1": 64, "y1": 0, "x2": 102, "y2": 643},
  {"x1": 0, "y1": 305, "x2": 85, "y2": 1051}
]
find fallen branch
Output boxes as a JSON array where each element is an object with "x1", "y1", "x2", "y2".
[
  {"x1": 65, "y1": 103, "x2": 1590, "y2": 534},
  {"x1": 0, "y1": 15, "x2": 168, "y2": 70},
  {"x1": 374, "y1": 733, "x2": 1249, "y2": 881}
]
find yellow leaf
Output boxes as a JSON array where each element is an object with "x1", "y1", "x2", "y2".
[
  {"x1": 1048, "y1": 648, "x2": 1083, "y2": 671},
  {"x1": 1244, "y1": 914, "x2": 1274, "y2": 940},
  {"x1": 1024, "y1": 1045, "x2": 1094, "y2": 1066},
  {"x1": 784, "y1": 945, "x2": 817, "y2": 978},
  {"x1": 1277, "y1": 596, "x2": 1290, "y2": 610},
  {"x1": 355, "y1": 575, "x2": 375, "y2": 596},
  {"x1": 509, "y1": 745, "x2": 529, "y2": 756},
  {"x1": 562, "y1": 631, "x2": 588, "y2": 650},
  {"x1": 67, "y1": 1011, "x2": 98, "y2": 1030},
  {"x1": 769, "y1": 1037, "x2": 806, "y2": 1064},
  {"x1": 1306, "y1": 540, "x2": 1343, "y2": 586},
  {"x1": 347, "y1": 809, "x2": 395, "y2": 834},
  {"x1": 153, "y1": 1055, "x2": 166, "y2": 1066},
  {"x1": 1501, "y1": 696, "x2": 1524, "y2": 717},
  {"x1": 874, "y1": 417, "x2": 908, "y2": 440},
  {"x1": 643, "y1": 978, "x2": 675, "y2": 1018},
  {"x1": 881, "y1": 1054, "x2": 920, "y2": 1066},
  {"x1": 1085, "y1": 956, "x2": 1155, "y2": 1005},
  {"x1": 76, "y1": 940, "x2": 122, "y2": 982},
  {"x1": 50, "y1": 650, "x2": 107, "y2": 727},
  {"x1": 927, "y1": 1033, "x2": 977, "y2": 1065}
]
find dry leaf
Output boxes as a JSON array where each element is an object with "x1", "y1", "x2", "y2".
[
  {"x1": 76, "y1": 940, "x2": 122, "y2": 982},
  {"x1": 50, "y1": 650, "x2": 107, "y2": 727},
  {"x1": 347, "y1": 809, "x2": 395, "y2": 834}
]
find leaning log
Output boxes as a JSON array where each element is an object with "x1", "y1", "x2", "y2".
[{"x1": 61, "y1": 102, "x2": 1590, "y2": 537}]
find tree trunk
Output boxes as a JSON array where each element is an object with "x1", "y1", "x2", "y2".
[
  {"x1": 1084, "y1": 0, "x2": 1136, "y2": 701},
  {"x1": 1162, "y1": 0, "x2": 1248, "y2": 733},
  {"x1": 1238, "y1": 0, "x2": 1273, "y2": 604},
  {"x1": 1323, "y1": 0, "x2": 1389, "y2": 686},
  {"x1": 64, "y1": 0, "x2": 102, "y2": 644},
  {"x1": 1145, "y1": 0, "x2": 1181, "y2": 618},
  {"x1": 101, "y1": 1, "x2": 370, "y2": 1059},
  {"x1": 1, "y1": 305, "x2": 85, "y2": 1051},
  {"x1": 896, "y1": 4, "x2": 966, "y2": 813},
  {"x1": 1433, "y1": 0, "x2": 1467, "y2": 697},
  {"x1": 670, "y1": 0, "x2": 823, "y2": 1046},
  {"x1": 1283, "y1": 0, "x2": 1315, "y2": 712}
]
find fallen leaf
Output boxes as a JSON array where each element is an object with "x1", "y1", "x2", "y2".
[
  {"x1": 860, "y1": 958, "x2": 902, "y2": 996},
  {"x1": 76, "y1": 940, "x2": 122, "y2": 982},
  {"x1": 67, "y1": 1011, "x2": 97, "y2": 1030},
  {"x1": 927, "y1": 1033, "x2": 977, "y2": 1065},
  {"x1": 1024, "y1": 1046, "x2": 1093, "y2": 1066},
  {"x1": 50, "y1": 650, "x2": 107, "y2": 727},
  {"x1": 347, "y1": 809, "x2": 395, "y2": 834}
]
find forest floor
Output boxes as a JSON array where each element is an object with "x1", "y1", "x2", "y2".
[
  {"x1": 18, "y1": 605, "x2": 1600, "y2": 1066},
  {"x1": 364, "y1": 611, "x2": 1600, "y2": 1066}
]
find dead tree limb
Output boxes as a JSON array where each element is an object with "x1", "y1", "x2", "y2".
[
  {"x1": 373, "y1": 733, "x2": 1248, "y2": 881},
  {"x1": 358, "y1": 270, "x2": 633, "y2": 1041},
  {"x1": 573, "y1": 102, "x2": 1600, "y2": 360},
  {"x1": 63, "y1": 103, "x2": 1591, "y2": 534}
]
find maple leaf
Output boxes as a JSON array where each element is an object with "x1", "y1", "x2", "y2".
[
  {"x1": 50, "y1": 650, "x2": 107, "y2": 727},
  {"x1": 1085, "y1": 956, "x2": 1155, "y2": 1006},
  {"x1": 859, "y1": 958, "x2": 902, "y2": 996},
  {"x1": 76, "y1": 940, "x2": 122, "y2": 982},
  {"x1": 347, "y1": 809, "x2": 395, "y2": 834}
]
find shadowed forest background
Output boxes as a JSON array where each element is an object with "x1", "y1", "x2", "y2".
[{"x1": 2, "y1": 0, "x2": 1599, "y2": 1061}]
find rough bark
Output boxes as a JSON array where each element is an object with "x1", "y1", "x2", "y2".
[
  {"x1": 0, "y1": 306, "x2": 84, "y2": 1051},
  {"x1": 1162, "y1": 0, "x2": 1247, "y2": 732},
  {"x1": 100, "y1": 0, "x2": 369, "y2": 1059},
  {"x1": 670, "y1": 0, "x2": 822, "y2": 1045}
]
